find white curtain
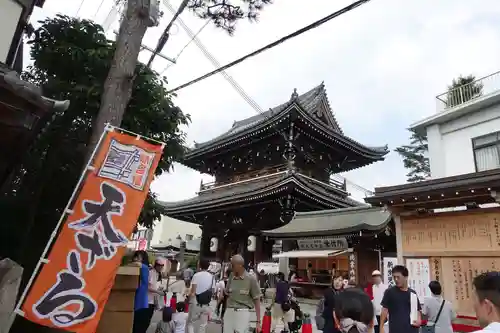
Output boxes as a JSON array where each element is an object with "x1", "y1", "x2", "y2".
[{"x1": 475, "y1": 146, "x2": 500, "y2": 171}]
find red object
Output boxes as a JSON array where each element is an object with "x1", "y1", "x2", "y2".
[
  {"x1": 170, "y1": 294, "x2": 177, "y2": 312},
  {"x1": 184, "y1": 302, "x2": 189, "y2": 312},
  {"x1": 421, "y1": 315, "x2": 480, "y2": 332},
  {"x1": 262, "y1": 309, "x2": 272, "y2": 333},
  {"x1": 301, "y1": 315, "x2": 313, "y2": 333},
  {"x1": 364, "y1": 283, "x2": 374, "y2": 301}
]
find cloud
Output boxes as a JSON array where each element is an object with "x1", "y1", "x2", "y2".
[{"x1": 32, "y1": 0, "x2": 500, "y2": 206}]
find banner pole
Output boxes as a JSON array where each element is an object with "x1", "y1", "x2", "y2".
[{"x1": 12, "y1": 124, "x2": 113, "y2": 318}]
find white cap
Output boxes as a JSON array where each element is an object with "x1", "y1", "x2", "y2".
[{"x1": 372, "y1": 270, "x2": 382, "y2": 276}]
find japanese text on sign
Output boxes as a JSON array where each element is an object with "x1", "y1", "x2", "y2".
[
  {"x1": 297, "y1": 237, "x2": 348, "y2": 250},
  {"x1": 21, "y1": 131, "x2": 163, "y2": 333}
]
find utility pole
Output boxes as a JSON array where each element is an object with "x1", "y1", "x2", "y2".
[{"x1": 87, "y1": 0, "x2": 160, "y2": 155}]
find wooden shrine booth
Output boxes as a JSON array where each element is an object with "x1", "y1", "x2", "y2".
[
  {"x1": 263, "y1": 206, "x2": 396, "y2": 297},
  {"x1": 366, "y1": 168, "x2": 500, "y2": 326}
]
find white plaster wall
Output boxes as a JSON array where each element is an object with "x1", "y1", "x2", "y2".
[
  {"x1": 150, "y1": 215, "x2": 201, "y2": 246},
  {"x1": 0, "y1": 0, "x2": 23, "y2": 63},
  {"x1": 427, "y1": 102, "x2": 500, "y2": 178}
]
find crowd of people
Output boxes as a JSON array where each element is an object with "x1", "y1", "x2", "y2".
[{"x1": 130, "y1": 250, "x2": 500, "y2": 333}]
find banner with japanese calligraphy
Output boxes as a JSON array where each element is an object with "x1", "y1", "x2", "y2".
[{"x1": 21, "y1": 130, "x2": 163, "y2": 333}]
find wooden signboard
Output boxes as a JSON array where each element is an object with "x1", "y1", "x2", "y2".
[
  {"x1": 401, "y1": 210, "x2": 500, "y2": 255},
  {"x1": 430, "y1": 256, "x2": 500, "y2": 316}
]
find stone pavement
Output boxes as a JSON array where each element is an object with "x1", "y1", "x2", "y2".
[{"x1": 146, "y1": 296, "x2": 322, "y2": 333}]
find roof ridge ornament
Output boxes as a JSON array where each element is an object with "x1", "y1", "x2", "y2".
[{"x1": 290, "y1": 88, "x2": 298, "y2": 101}]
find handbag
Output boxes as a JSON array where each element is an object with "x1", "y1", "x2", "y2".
[{"x1": 421, "y1": 299, "x2": 446, "y2": 333}]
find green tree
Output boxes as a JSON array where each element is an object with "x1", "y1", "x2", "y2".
[
  {"x1": 446, "y1": 74, "x2": 484, "y2": 107},
  {"x1": 188, "y1": 0, "x2": 273, "y2": 34},
  {"x1": 394, "y1": 130, "x2": 430, "y2": 182},
  {"x1": 1, "y1": 15, "x2": 189, "y2": 269}
]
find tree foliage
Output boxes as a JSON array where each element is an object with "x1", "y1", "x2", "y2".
[
  {"x1": 446, "y1": 74, "x2": 483, "y2": 108},
  {"x1": 188, "y1": 0, "x2": 272, "y2": 34},
  {"x1": 394, "y1": 130, "x2": 430, "y2": 183},
  {"x1": 1, "y1": 15, "x2": 189, "y2": 263}
]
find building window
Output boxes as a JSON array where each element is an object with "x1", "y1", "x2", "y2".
[
  {"x1": 473, "y1": 131, "x2": 500, "y2": 171},
  {"x1": 185, "y1": 234, "x2": 193, "y2": 241}
]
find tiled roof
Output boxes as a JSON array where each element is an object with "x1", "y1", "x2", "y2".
[
  {"x1": 157, "y1": 171, "x2": 360, "y2": 214},
  {"x1": 192, "y1": 82, "x2": 343, "y2": 149},
  {"x1": 263, "y1": 206, "x2": 391, "y2": 237}
]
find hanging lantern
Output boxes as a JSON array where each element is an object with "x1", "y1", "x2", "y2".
[
  {"x1": 247, "y1": 235, "x2": 256, "y2": 252},
  {"x1": 209, "y1": 237, "x2": 218, "y2": 252}
]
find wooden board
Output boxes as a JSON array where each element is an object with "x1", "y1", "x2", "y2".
[
  {"x1": 401, "y1": 210, "x2": 500, "y2": 254},
  {"x1": 437, "y1": 257, "x2": 500, "y2": 316}
]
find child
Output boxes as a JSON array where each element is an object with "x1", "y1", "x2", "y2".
[
  {"x1": 172, "y1": 301, "x2": 188, "y2": 333},
  {"x1": 155, "y1": 307, "x2": 174, "y2": 333},
  {"x1": 333, "y1": 288, "x2": 375, "y2": 333}
]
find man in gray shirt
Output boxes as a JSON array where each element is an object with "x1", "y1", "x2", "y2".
[
  {"x1": 422, "y1": 281, "x2": 456, "y2": 333},
  {"x1": 223, "y1": 254, "x2": 261, "y2": 333}
]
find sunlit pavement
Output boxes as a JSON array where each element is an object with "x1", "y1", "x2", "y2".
[{"x1": 146, "y1": 295, "x2": 322, "y2": 333}]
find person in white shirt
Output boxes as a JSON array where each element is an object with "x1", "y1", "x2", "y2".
[
  {"x1": 169, "y1": 274, "x2": 186, "y2": 303},
  {"x1": 186, "y1": 259, "x2": 214, "y2": 333},
  {"x1": 471, "y1": 272, "x2": 500, "y2": 333},
  {"x1": 371, "y1": 270, "x2": 388, "y2": 333},
  {"x1": 172, "y1": 302, "x2": 189, "y2": 333}
]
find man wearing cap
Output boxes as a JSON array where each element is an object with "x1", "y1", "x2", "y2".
[{"x1": 369, "y1": 270, "x2": 388, "y2": 333}]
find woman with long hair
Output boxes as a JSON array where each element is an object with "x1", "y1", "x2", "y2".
[{"x1": 334, "y1": 288, "x2": 375, "y2": 333}]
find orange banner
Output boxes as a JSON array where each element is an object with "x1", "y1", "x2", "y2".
[{"x1": 21, "y1": 129, "x2": 163, "y2": 333}]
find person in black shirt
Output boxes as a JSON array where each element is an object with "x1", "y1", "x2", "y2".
[
  {"x1": 322, "y1": 274, "x2": 344, "y2": 333},
  {"x1": 380, "y1": 265, "x2": 421, "y2": 333}
]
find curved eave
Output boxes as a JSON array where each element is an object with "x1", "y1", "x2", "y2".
[
  {"x1": 158, "y1": 172, "x2": 358, "y2": 218},
  {"x1": 293, "y1": 107, "x2": 388, "y2": 160},
  {"x1": 182, "y1": 103, "x2": 295, "y2": 162},
  {"x1": 181, "y1": 104, "x2": 388, "y2": 171},
  {"x1": 262, "y1": 206, "x2": 391, "y2": 238}
]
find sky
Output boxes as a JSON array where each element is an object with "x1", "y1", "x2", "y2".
[{"x1": 29, "y1": 0, "x2": 500, "y2": 203}]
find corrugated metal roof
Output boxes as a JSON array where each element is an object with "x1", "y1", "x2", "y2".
[{"x1": 263, "y1": 206, "x2": 391, "y2": 237}]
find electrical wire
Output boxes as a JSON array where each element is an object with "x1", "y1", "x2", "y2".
[
  {"x1": 162, "y1": 0, "x2": 262, "y2": 112},
  {"x1": 102, "y1": 0, "x2": 124, "y2": 34},
  {"x1": 163, "y1": 1, "x2": 375, "y2": 197},
  {"x1": 147, "y1": 0, "x2": 190, "y2": 68},
  {"x1": 166, "y1": 0, "x2": 372, "y2": 94},
  {"x1": 158, "y1": 18, "x2": 212, "y2": 76},
  {"x1": 75, "y1": 0, "x2": 86, "y2": 17},
  {"x1": 93, "y1": 0, "x2": 107, "y2": 20}
]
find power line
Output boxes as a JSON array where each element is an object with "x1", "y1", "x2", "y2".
[
  {"x1": 163, "y1": 1, "x2": 374, "y2": 197},
  {"x1": 93, "y1": 0, "x2": 107, "y2": 19},
  {"x1": 158, "y1": 18, "x2": 211, "y2": 75},
  {"x1": 166, "y1": 0, "x2": 372, "y2": 94},
  {"x1": 75, "y1": 0, "x2": 86, "y2": 17},
  {"x1": 162, "y1": 0, "x2": 263, "y2": 112},
  {"x1": 147, "y1": 0, "x2": 190, "y2": 68}
]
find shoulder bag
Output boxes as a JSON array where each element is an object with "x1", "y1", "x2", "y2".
[{"x1": 421, "y1": 299, "x2": 445, "y2": 333}]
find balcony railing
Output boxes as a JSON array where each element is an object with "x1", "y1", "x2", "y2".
[
  {"x1": 199, "y1": 165, "x2": 347, "y2": 192},
  {"x1": 436, "y1": 70, "x2": 500, "y2": 111}
]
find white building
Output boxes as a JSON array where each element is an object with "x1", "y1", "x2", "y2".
[
  {"x1": 411, "y1": 70, "x2": 500, "y2": 178},
  {"x1": 150, "y1": 215, "x2": 201, "y2": 248},
  {"x1": 1, "y1": 0, "x2": 44, "y2": 69}
]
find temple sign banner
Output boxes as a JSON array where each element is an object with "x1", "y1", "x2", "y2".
[
  {"x1": 297, "y1": 237, "x2": 348, "y2": 250},
  {"x1": 401, "y1": 213, "x2": 500, "y2": 254},
  {"x1": 440, "y1": 257, "x2": 500, "y2": 316},
  {"x1": 19, "y1": 129, "x2": 163, "y2": 333},
  {"x1": 383, "y1": 257, "x2": 398, "y2": 286},
  {"x1": 406, "y1": 258, "x2": 431, "y2": 300}
]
